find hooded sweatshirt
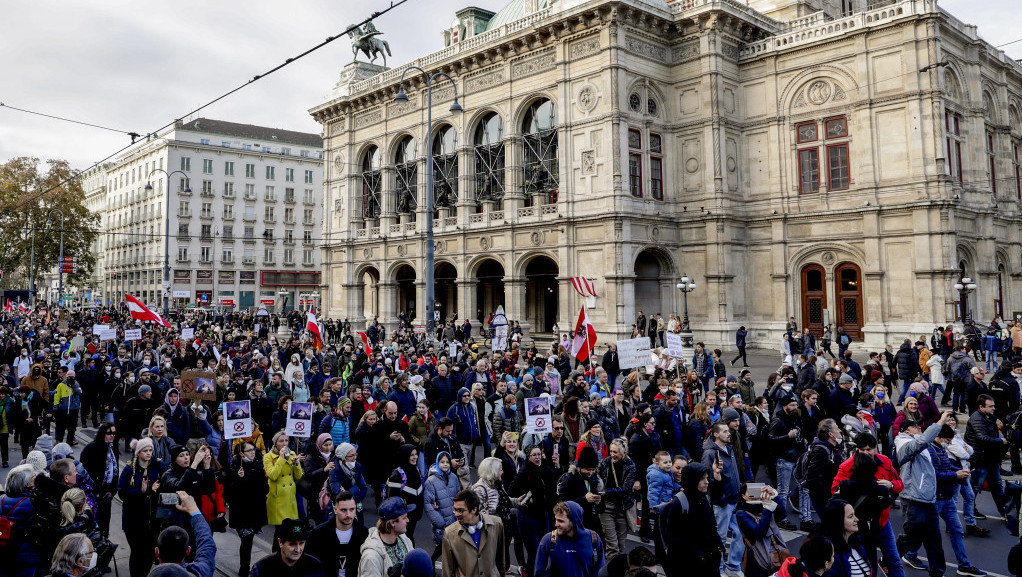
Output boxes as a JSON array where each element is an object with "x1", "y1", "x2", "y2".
[
  {"x1": 423, "y1": 452, "x2": 460, "y2": 533},
  {"x1": 162, "y1": 388, "x2": 191, "y2": 445},
  {"x1": 447, "y1": 387, "x2": 480, "y2": 443},
  {"x1": 533, "y1": 501, "x2": 606, "y2": 577}
]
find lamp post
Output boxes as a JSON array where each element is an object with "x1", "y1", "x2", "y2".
[
  {"x1": 47, "y1": 208, "x2": 65, "y2": 307},
  {"x1": 145, "y1": 169, "x2": 191, "y2": 317},
  {"x1": 394, "y1": 67, "x2": 464, "y2": 347},
  {"x1": 24, "y1": 219, "x2": 37, "y2": 306},
  {"x1": 676, "y1": 273, "x2": 697, "y2": 367},
  {"x1": 954, "y1": 275, "x2": 977, "y2": 325}
]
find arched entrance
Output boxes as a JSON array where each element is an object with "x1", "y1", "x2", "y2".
[
  {"x1": 435, "y1": 262, "x2": 458, "y2": 324},
  {"x1": 635, "y1": 250, "x2": 668, "y2": 318},
  {"x1": 834, "y1": 262, "x2": 863, "y2": 340},
  {"x1": 525, "y1": 256, "x2": 558, "y2": 334},
  {"x1": 475, "y1": 259, "x2": 505, "y2": 324},
  {"x1": 395, "y1": 264, "x2": 417, "y2": 323},
  {"x1": 360, "y1": 267, "x2": 380, "y2": 320},
  {"x1": 800, "y1": 264, "x2": 827, "y2": 337}
]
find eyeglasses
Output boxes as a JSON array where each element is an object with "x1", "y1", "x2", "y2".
[{"x1": 553, "y1": 427, "x2": 564, "y2": 431}]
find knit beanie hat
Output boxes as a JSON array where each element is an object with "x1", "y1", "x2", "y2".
[
  {"x1": 576, "y1": 445, "x2": 599, "y2": 469},
  {"x1": 25, "y1": 450, "x2": 47, "y2": 472},
  {"x1": 52, "y1": 443, "x2": 74, "y2": 460},
  {"x1": 334, "y1": 442, "x2": 356, "y2": 461},
  {"x1": 133, "y1": 437, "x2": 154, "y2": 457},
  {"x1": 722, "y1": 407, "x2": 741, "y2": 424}
]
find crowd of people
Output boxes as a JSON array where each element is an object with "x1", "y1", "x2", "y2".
[{"x1": 0, "y1": 304, "x2": 1021, "y2": 577}]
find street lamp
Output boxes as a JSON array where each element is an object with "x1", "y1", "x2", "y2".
[
  {"x1": 676, "y1": 273, "x2": 697, "y2": 367},
  {"x1": 954, "y1": 276, "x2": 977, "y2": 323},
  {"x1": 47, "y1": 208, "x2": 65, "y2": 307},
  {"x1": 145, "y1": 169, "x2": 191, "y2": 317},
  {"x1": 394, "y1": 66, "x2": 464, "y2": 347}
]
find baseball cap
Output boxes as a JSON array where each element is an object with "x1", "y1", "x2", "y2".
[
  {"x1": 379, "y1": 497, "x2": 416, "y2": 521},
  {"x1": 901, "y1": 418, "x2": 921, "y2": 430},
  {"x1": 970, "y1": 367, "x2": 983, "y2": 375}
]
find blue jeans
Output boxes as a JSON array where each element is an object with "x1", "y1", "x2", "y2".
[
  {"x1": 877, "y1": 521, "x2": 905, "y2": 577},
  {"x1": 986, "y1": 351, "x2": 998, "y2": 372},
  {"x1": 518, "y1": 510, "x2": 549, "y2": 577},
  {"x1": 935, "y1": 498, "x2": 971, "y2": 567},
  {"x1": 776, "y1": 459, "x2": 794, "y2": 513},
  {"x1": 958, "y1": 479, "x2": 977, "y2": 526},
  {"x1": 898, "y1": 500, "x2": 946, "y2": 577},
  {"x1": 897, "y1": 386, "x2": 910, "y2": 405},
  {"x1": 971, "y1": 463, "x2": 1007, "y2": 515},
  {"x1": 928, "y1": 382, "x2": 945, "y2": 399},
  {"x1": 714, "y1": 503, "x2": 746, "y2": 572}
]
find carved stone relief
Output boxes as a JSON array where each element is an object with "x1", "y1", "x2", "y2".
[
  {"x1": 569, "y1": 36, "x2": 601, "y2": 60},
  {"x1": 625, "y1": 36, "x2": 668, "y2": 62},
  {"x1": 511, "y1": 49, "x2": 556, "y2": 80},
  {"x1": 467, "y1": 68, "x2": 506, "y2": 92}
]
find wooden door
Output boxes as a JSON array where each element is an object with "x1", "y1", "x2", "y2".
[
  {"x1": 800, "y1": 264, "x2": 827, "y2": 337},
  {"x1": 835, "y1": 263, "x2": 863, "y2": 340}
]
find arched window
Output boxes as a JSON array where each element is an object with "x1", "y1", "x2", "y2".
[
  {"x1": 474, "y1": 112, "x2": 505, "y2": 208},
  {"x1": 395, "y1": 136, "x2": 417, "y2": 220},
  {"x1": 361, "y1": 146, "x2": 382, "y2": 220},
  {"x1": 432, "y1": 125, "x2": 458, "y2": 213},
  {"x1": 522, "y1": 98, "x2": 558, "y2": 206}
]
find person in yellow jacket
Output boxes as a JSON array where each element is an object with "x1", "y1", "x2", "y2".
[{"x1": 264, "y1": 430, "x2": 304, "y2": 525}]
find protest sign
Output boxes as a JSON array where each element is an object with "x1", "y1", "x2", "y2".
[
  {"x1": 616, "y1": 337, "x2": 652, "y2": 369},
  {"x1": 224, "y1": 401, "x2": 252, "y2": 439},
  {"x1": 92, "y1": 325, "x2": 109, "y2": 335},
  {"x1": 181, "y1": 327, "x2": 195, "y2": 340},
  {"x1": 524, "y1": 396, "x2": 552, "y2": 435},
  {"x1": 285, "y1": 402, "x2": 314, "y2": 437},
  {"x1": 492, "y1": 325, "x2": 509, "y2": 351},
  {"x1": 98, "y1": 329, "x2": 118, "y2": 342},
  {"x1": 180, "y1": 370, "x2": 217, "y2": 401},
  {"x1": 665, "y1": 332, "x2": 685, "y2": 359},
  {"x1": 124, "y1": 329, "x2": 142, "y2": 342}
]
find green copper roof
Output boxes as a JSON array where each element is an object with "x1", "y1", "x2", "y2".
[{"x1": 484, "y1": 0, "x2": 526, "y2": 31}]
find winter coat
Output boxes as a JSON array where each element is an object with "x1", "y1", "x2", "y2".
[
  {"x1": 447, "y1": 388, "x2": 481, "y2": 444},
  {"x1": 227, "y1": 457, "x2": 269, "y2": 529},
  {"x1": 0, "y1": 488, "x2": 42, "y2": 569},
  {"x1": 441, "y1": 512, "x2": 507, "y2": 577},
  {"x1": 597, "y1": 455, "x2": 636, "y2": 510},
  {"x1": 264, "y1": 449, "x2": 304, "y2": 525},
  {"x1": 52, "y1": 379, "x2": 82, "y2": 412},
  {"x1": 508, "y1": 459, "x2": 558, "y2": 521},
  {"x1": 162, "y1": 396, "x2": 191, "y2": 445},
  {"x1": 117, "y1": 459, "x2": 166, "y2": 534},
  {"x1": 316, "y1": 411, "x2": 351, "y2": 447},
  {"x1": 556, "y1": 467, "x2": 604, "y2": 530},
  {"x1": 423, "y1": 457, "x2": 461, "y2": 534},
  {"x1": 894, "y1": 422, "x2": 942, "y2": 503},
  {"x1": 407, "y1": 412, "x2": 435, "y2": 448},
  {"x1": 893, "y1": 344, "x2": 919, "y2": 382},
  {"x1": 701, "y1": 438, "x2": 741, "y2": 505},
  {"x1": 964, "y1": 410, "x2": 1006, "y2": 466},
  {"x1": 736, "y1": 498, "x2": 789, "y2": 577},
  {"x1": 646, "y1": 464, "x2": 677, "y2": 508},
  {"x1": 660, "y1": 463, "x2": 725, "y2": 577},
  {"x1": 302, "y1": 450, "x2": 332, "y2": 502},
  {"x1": 802, "y1": 439, "x2": 842, "y2": 505},
  {"x1": 358, "y1": 528, "x2": 414, "y2": 577},
  {"x1": 534, "y1": 501, "x2": 605, "y2": 577},
  {"x1": 328, "y1": 460, "x2": 369, "y2": 503}
]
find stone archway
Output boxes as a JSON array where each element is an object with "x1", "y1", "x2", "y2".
[
  {"x1": 395, "y1": 264, "x2": 417, "y2": 323},
  {"x1": 435, "y1": 261, "x2": 458, "y2": 324},
  {"x1": 358, "y1": 266, "x2": 381, "y2": 321},
  {"x1": 524, "y1": 255, "x2": 558, "y2": 333},
  {"x1": 634, "y1": 249, "x2": 671, "y2": 319},
  {"x1": 475, "y1": 259, "x2": 505, "y2": 325}
]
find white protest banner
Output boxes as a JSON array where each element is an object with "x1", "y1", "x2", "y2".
[
  {"x1": 524, "y1": 396, "x2": 552, "y2": 435},
  {"x1": 224, "y1": 401, "x2": 252, "y2": 439},
  {"x1": 665, "y1": 332, "x2": 685, "y2": 359},
  {"x1": 181, "y1": 327, "x2": 195, "y2": 340},
  {"x1": 616, "y1": 336, "x2": 652, "y2": 369},
  {"x1": 98, "y1": 329, "x2": 118, "y2": 342},
  {"x1": 124, "y1": 329, "x2": 142, "y2": 342},
  {"x1": 70, "y1": 336, "x2": 85, "y2": 351},
  {"x1": 448, "y1": 343, "x2": 458, "y2": 359},
  {"x1": 92, "y1": 325, "x2": 109, "y2": 335},
  {"x1": 492, "y1": 325, "x2": 509, "y2": 351},
  {"x1": 285, "y1": 402, "x2": 314, "y2": 437}
]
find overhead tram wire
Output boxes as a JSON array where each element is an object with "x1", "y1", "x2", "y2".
[
  {"x1": 0, "y1": 102, "x2": 141, "y2": 141},
  {"x1": 1, "y1": 0, "x2": 414, "y2": 217}
]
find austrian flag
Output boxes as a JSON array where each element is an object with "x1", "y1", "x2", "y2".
[
  {"x1": 569, "y1": 305, "x2": 598, "y2": 363},
  {"x1": 570, "y1": 277, "x2": 598, "y2": 298},
  {"x1": 124, "y1": 294, "x2": 171, "y2": 328}
]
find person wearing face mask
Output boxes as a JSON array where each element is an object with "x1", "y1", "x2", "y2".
[
  {"x1": 20, "y1": 360, "x2": 50, "y2": 403},
  {"x1": 49, "y1": 532, "x2": 102, "y2": 577},
  {"x1": 423, "y1": 451, "x2": 462, "y2": 562},
  {"x1": 118, "y1": 437, "x2": 166, "y2": 577},
  {"x1": 329, "y1": 442, "x2": 369, "y2": 513},
  {"x1": 802, "y1": 420, "x2": 844, "y2": 524},
  {"x1": 228, "y1": 441, "x2": 269, "y2": 577},
  {"x1": 14, "y1": 348, "x2": 33, "y2": 381}
]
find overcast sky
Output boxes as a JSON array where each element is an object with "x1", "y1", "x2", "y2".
[{"x1": 0, "y1": 0, "x2": 1018, "y2": 171}]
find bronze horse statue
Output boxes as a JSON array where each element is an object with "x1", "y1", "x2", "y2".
[{"x1": 349, "y1": 22, "x2": 391, "y2": 66}]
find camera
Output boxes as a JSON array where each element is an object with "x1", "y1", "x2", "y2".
[{"x1": 159, "y1": 493, "x2": 180, "y2": 506}]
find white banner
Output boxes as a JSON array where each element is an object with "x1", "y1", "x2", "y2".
[
  {"x1": 172, "y1": 290, "x2": 190, "y2": 298},
  {"x1": 98, "y1": 328, "x2": 118, "y2": 342},
  {"x1": 665, "y1": 332, "x2": 685, "y2": 359},
  {"x1": 181, "y1": 327, "x2": 195, "y2": 340},
  {"x1": 617, "y1": 337, "x2": 652, "y2": 369},
  {"x1": 92, "y1": 324, "x2": 109, "y2": 335},
  {"x1": 492, "y1": 325, "x2": 508, "y2": 351},
  {"x1": 285, "y1": 402, "x2": 313, "y2": 437},
  {"x1": 448, "y1": 343, "x2": 458, "y2": 359},
  {"x1": 524, "y1": 396, "x2": 552, "y2": 435},
  {"x1": 224, "y1": 401, "x2": 252, "y2": 439},
  {"x1": 124, "y1": 329, "x2": 142, "y2": 342}
]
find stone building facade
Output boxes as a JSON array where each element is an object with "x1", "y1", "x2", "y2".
[{"x1": 311, "y1": 0, "x2": 1022, "y2": 349}]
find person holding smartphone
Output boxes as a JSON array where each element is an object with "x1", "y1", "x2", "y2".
[{"x1": 701, "y1": 421, "x2": 745, "y2": 577}]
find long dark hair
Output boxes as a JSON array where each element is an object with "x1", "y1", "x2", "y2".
[{"x1": 816, "y1": 498, "x2": 860, "y2": 553}]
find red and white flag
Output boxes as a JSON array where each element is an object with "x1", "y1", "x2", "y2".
[
  {"x1": 570, "y1": 277, "x2": 598, "y2": 298},
  {"x1": 4, "y1": 299, "x2": 11, "y2": 313},
  {"x1": 307, "y1": 311, "x2": 323, "y2": 351},
  {"x1": 357, "y1": 331, "x2": 373, "y2": 354},
  {"x1": 19, "y1": 301, "x2": 27, "y2": 312},
  {"x1": 124, "y1": 293, "x2": 171, "y2": 328},
  {"x1": 570, "y1": 305, "x2": 598, "y2": 363}
]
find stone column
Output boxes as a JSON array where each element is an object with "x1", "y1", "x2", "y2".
[
  {"x1": 504, "y1": 137, "x2": 524, "y2": 217},
  {"x1": 457, "y1": 278, "x2": 476, "y2": 324},
  {"x1": 378, "y1": 281, "x2": 397, "y2": 333},
  {"x1": 380, "y1": 166, "x2": 397, "y2": 231},
  {"x1": 505, "y1": 276, "x2": 530, "y2": 337}
]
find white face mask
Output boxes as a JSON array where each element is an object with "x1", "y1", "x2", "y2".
[
  {"x1": 83, "y1": 552, "x2": 98, "y2": 571},
  {"x1": 344, "y1": 461, "x2": 356, "y2": 471}
]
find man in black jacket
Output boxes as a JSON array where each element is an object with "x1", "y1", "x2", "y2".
[
  {"x1": 964, "y1": 394, "x2": 1009, "y2": 520},
  {"x1": 803, "y1": 419, "x2": 843, "y2": 522},
  {"x1": 602, "y1": 344, "x2": 620, "y2": 389},
  {"x1": 250, "y1": 517, "x2": 325, "y2": 577},
  {"x1": 306, "y1": 491, "x2": 368, "y2": 577},
  {"x1": 423, "y1": 418, "x2": 467, "y2": 486},
  {"x1": 768, "y1": 397, "x2": 804, "y2": 530}
]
